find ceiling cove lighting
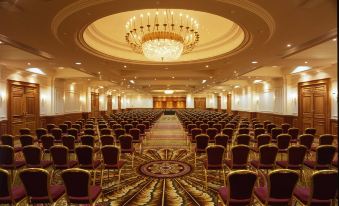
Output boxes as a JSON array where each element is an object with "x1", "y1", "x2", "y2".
[
  {"x1": 164, "y1": 89, "x2": 174, "y2": 94},
  {"x1": 291, "y1": 66, "x2": 311, "y2": 74},
  {"x1": 253, "y1": 79, "x2": 263, "y2": 84},
  {"x1": 125, "y1": 9, "x2": 199, "y2": 62},
  {"x1": 26, "y1": 67, "x2": 46, "y2": 75}
]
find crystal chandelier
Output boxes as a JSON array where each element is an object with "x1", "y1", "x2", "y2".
[{"x1": 125, "y1": 9, "x2": 200, "y2": 62}]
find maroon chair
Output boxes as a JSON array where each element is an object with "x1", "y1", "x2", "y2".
[
  {"x1": 200, "y1": 123, "x2": 209, "y2": 134},
  {"x1": 218, "y1": 121, "x2": 226, "y2": 129},
  {"x1": 118, "y1": 135, "x2": 135, "y2": 167},
  {"x1": 254, "y1": 123, "x2": 264, "y2": 129},
  {"x1": 187, "y1": 124, "x2": 197, "y2": 136},
  {"x1": 225, "y1": 123, "x2": 236, "y2": 130},
  {"x1": 251, "y1": 134, "x2": 271, "y2": 154},
  {"x1": 250, "y1": 144, "x2": 278, "y2": 172},
  {"x1": 84, "y1": 129, "x2": 96, "y2": 136},
  {"x1": 299, "y1": 134, "x2": 315, "y2": 159},
  {"x1": 207, "y1": 121, "x2": 215, "y2": 128},
  {"x1": 213, "y1": 123, "x2": 222, "y2": 133},
  {"x1": 190, "y1": 128, "x2": 202, "y2": 147},
  {"x1": 225, "y1": 145, "x2": 250, "y2": 170},
  {"x1": 98, "y1": 124, "x2": 107, "y2": 130},
  {"x1": 1, "y1": 134, "x2": 22, "y2": 153},
  {"x1": 222, "y1": 128, "x2": 234, "y2": 144},
  {"x1": 235, "y1": 134, "x2": 251, "y2": 146},
  {"x1": 136, "y1": 124, "x2": 146, "y2": 138},
  {"x1": 36, "y1": 128, "x2": 47, "y2": 143},
  {"x1": 206, "y1": 128, "x2": 218, "y2": 142},
  {"x1": 312, "y1": 134, "x2": 334, "y2": 151},
  {"x1": 266, "y1": 124, "x2": 276, "y2": 134},
  {"x1": 131, "y1": 121, "x2": 138, "y2": 128},
  {"x1": 142, "y1": 121, "x2": 150, "y2": 132},
  {"x1": 281, "y1": 123, "x2": 290, "y2": 134},
  {"x1": 305, "y1": 128, "x2": 316, "y2": 136},
  {"x1": 288, "y1": 127, "x2": 299, "y2": 144},
  {"x1": 238, "y1": 128, "x2": 250, "y2": 135},
  {"x1": 276, "y1": 134, "x2": 292, "y2": 160},
  {"x1": 114, "y1": 128, "x2": 126, "y2": 141},
  {"x1": 0, "y1": 168, "x2": 26, "y2": 205},
  {"x1": 263, "y1": 121, "x2": 271, "y2": 130},
  {"x1": 61, "y1": 168, "x2": 102, "y2": 205},
  {"x1": 270, "y1": 128, "x2": 282, "y2": 143},
  {"x1": 204, "y1": 145, "x2": 226, "y2": 188},
  {"x1": 194, "y1": 134, "x2": 209, "y2": 167},
  {"x1": 124, "y1": 124, "x2": 133, "y2": 134},
  {"x1": 218, "y1": 170, "x2": 257, "y2": 206},
  {"x1": 252, "y1": 128, "x2": 266, "y2": 143},
  {"x1": 80, "y1": 135, "x2": 99, "y2": 153},
  {"x1": 72, "y1": 124, "x2": 82, "y2": 133},
  {"x1": 294, "y1": 170, "x2": 337, "y2": 206},
  {"x1": 75, "y1": 146, "x2": 101, "y2": 184},
  {"x1": 22, "y1": 145, "x2": 52, "y2": 169},
  {"x1": 276, "y1": 145, "x2": 307, "y2": 183},
  {"x1": 19, "y1": 135, "x2": 34, "y2": 147},
  {"x1": 100, "y1": 135, "x2": 115, "y2": 146},
  {"x1": 0, "y1": 145, "x2": 25, "y2": 184},
  {"x1": 19, "y1": 168, "x2": 65, "y2": 205},
  {"x1": 62, "y1": 135, "x2": 76, "y2": 157},
  {"x1": 50, "y1": 145, "x2": 78, "y2": 180},
  {"x1": 67, "y1": 128, "x2": 80, "y2": 143},
  {"x1": 129, "y1": 128, "x2": 142, "y2": 153},
  {"x1": 19, "y1": 128, "x2": 31, "y2": 135},
  {"x1": 215, "y1": 134, "x2": 229, "y2": 150},
  {"x1": 40, "y1": 135, "x2": 54, "y2": 159},
  {"x1": 84, "y1": 124, "x2": 94, "y2": 129},
  {"x1": 46, "y1": 124, "x2": 56, "y2": 134},
  {"x1": 50, "y1": 128, "x2": 63, "y2": 143},
  {"x1": 255, "y1": 169, "x2": 299, "y2": 205},
  {"x1": 58, "y1": 124, "x2": 68, "y2": 134},
  {"x1": 304, "y1": 145, "x2": 336, "y2": 170},
  {"x1": 100, "y1": 146, "x2": 125, "y2": 187}
]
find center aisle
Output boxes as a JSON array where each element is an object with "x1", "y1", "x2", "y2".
[{"x1": 144, "y1": 114, "x2": 188, "y2": 149}]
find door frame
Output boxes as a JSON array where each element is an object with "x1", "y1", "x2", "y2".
[
  {"x1": 298, "y1": 78, "x2": 330, "y2": 133},
  {"x1": 7, "y1": 80, "x2": 40, "y2": 134}
]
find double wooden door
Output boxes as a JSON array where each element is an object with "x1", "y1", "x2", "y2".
[
  {"x1": 299, "y1": 79, "x2": 329, "y2": 134},
  {"x1": 91, "y1": 92, "x2": 99, "y2": 117},
  {"x1": 8, "y1": 80, "x2": 39, "y2": 135},
  {"x1": 194, "y1": 97, "x2": 206, "y2": 109}
]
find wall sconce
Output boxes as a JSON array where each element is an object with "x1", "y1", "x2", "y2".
[{"x1": 0, "y1": 91, "x2": 6, "y2": 104}]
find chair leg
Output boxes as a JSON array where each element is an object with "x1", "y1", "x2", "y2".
[
  {"x1": 100, "y1": 167, "x2": 104, "y2": 186},
  {"x1": 93, "y1": 169, "x2": 96, "y2": 185},
  {"x1": 118, "y1": 169, "x2": 122, "y2": 189},
  {"x1": 223, "y1": 168, "x2": 226, "y2": 187},
  {"x1": 131, "y1": 153, "x2": 134, "y2": 168},
  {"x1": 194, "y1": 153, "x2": 197, "y2": 167},
  {"x1": 204, "y1": 169, "x2": 208, "y2": 189}
]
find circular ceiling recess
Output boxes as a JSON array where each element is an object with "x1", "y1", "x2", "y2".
[{"x1": 80, "y1": 9, "x2": 248, "y2": 65}]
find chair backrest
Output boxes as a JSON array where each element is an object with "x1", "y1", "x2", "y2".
[
  {"x1": 213, "y1": 123, "x2": 222, "y2": 133},
  {"x1": 19, "y1": 128, "x2": 31, "y2": 135},
  {"x1": 287, "y1": 145, "x2": 307, "y2": 166},
  {"x1": 114, "y1": 128, "x2": 126, "y2": 139},
  {"x1": 187, "y1": 124, "x2": 197, "y2": 135},
  {"x1": 101, "y1": 146, "x2": 120, "y2": 165},
  {"x1": 227, "y1": 170, "x2": 257, "y2": 204},
  {"x1": 22, "y1": 145, "x2": 42, "y2": 166},
  {"x1": 288, "y1": 128, "x2": 299, "y2": 140},
  {"x1": 84, "y1": 124, "x2": 94, "y2": 129},
  {"x1": 50, "y1": 145, "x2": 69, "y2": 166},
  {"x1": 98, "y1": 124, "x2": 107, "y2": 130},
  {"x1": 310, "y1": 170, "x2": 338, "y2": 201},
  {"x1": 238, "y1": 128, "x2": 250, "y2": 135},
  {"x1": 100, "y1": 135, "x2": 115, "y2": 146},
  {"x1": 65, "y1": 121, "x2": 72, "y2": 129},
  {"x1": 129, "y1": 128, "x2": 140, "y2": 141},
  {"x1": 316, "y1": 145, "x2": 336, "y2": 165},
  {"x1": 257, "y1": 134, "x2": 271, "y2": 148},
  {"x1": 62, "y1": 135, "x2": 75, "y2": 150},
  {"x1": 318, "y1": 134, "x2": 334, "y2": 145},
  {"x1": 46, "y1": 124, "x2": 56, "y2": 133},
  {"x1": 67, "y1": 128, "x2": 78, "y2": 140},
  {"x1": 0, "y1": 145, "x2": 14, "y2": 166},
  {"x1": 195, "y1": 134, "x2": 209, "y2": 150},
  {"x1": 276, "y1": 134, "x2": 291, "y2": 150},
  {"x1": 254, "y1": 128, "x2": 265, "y2": 138},
  {"x1": 206, "y1": 128, "x2": 218, "y2": 140},
  {"x1": 231, "y1": 145, "x2": 250, "y2": 165},
  {"x1": 271, "y1": 128, "x2": 283, "y2": 140},
  {"x1": 267, "y1": 124, "x2": 276, "y2": 134},
  {"x1": 61, "y1": 169, "x2": 91, "y2": 198},
  {"x1": 305, "y1": 128, "x2": 316, "y2": 136},
  {"x1": 206, "y1": 145, "x2": 225, "y2": 166},
  {"x1": 200, "y1": 123, "x2": 209, "y2": 133},
  {"x1": 20, "y1": 135, "x2": 34, "y2": 147},
  {"x1": 19, "y1": 168, "x2": 51, "y2": 200},
  {"x1": 225, "y1": 123, "x2": 236, "y2": 129},
  {"x1": 222, "y1": 128, "x2": 234, "y2": 140},
  {"x1": 36, "y1": 128, "x2": 47, "y2": 141},
  {"x1": 136, "y1": 124, "x2": 146, "y2": 134},
  {"x1": 236, "y1": 134, "x2": 250, "y2": 145},
  {"x1": 40, "y1": 135, "x2": 54, "y2": 151},
  {"x1": 281, "y1": 123, "x2": 290, "y2": 133},
  {"x1": 124, "y1": 124, "x2": 133, "y2": 134},
  {"x1": 118, "y1": 135, "x2": 133, "y2": 150},
  {"x1": 80, "y1": 135, "x2": 95, "y2": 147},
  {"x1": 0, "y1": 169, "x2": 11, "y2": 200},
  {"x1": 259, "y1": 144, "x2": 278, "y2": 165},
  {"x1": 83, "y1": 129, "x2": 95, "y2": 136},
  {"x1": 299, "y1": 134, "x2": 314, "y2": 150},
  {"x1": 215, "y1": 134, "x2": 228, "y2": 148},
  {"x1": 267, "y1": 169, "x2": 299, "y2": 202},
  {"x1": 72, "y1": 124, "x2": 81, "y2": 133},
  {"x1": 0, "y1": 134, "x2": 14, "y2": 147},
  {"x1": 51, "y1": 128, "x2": 62, "y2": 141},
  {"x1": 58, "y1": 124, "x2": 68, "y2": 133},
  {"x1": 75, "y1": 145, "x2": 93, "y2": 166},
  {"x1": 100, "y1": 128, "x2": 112, "y2": 136}
]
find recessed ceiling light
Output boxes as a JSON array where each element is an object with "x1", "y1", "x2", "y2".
[
  {"x1": 286, "y1": 44, "x2": 292, "y2": 47},
  {"x1": 202, "y1": 80, "x2": 207, "y2": 84},
  {"x1": 333, "y1": 38, "x2": 337, "y2": 41},
  {"x1": 27, "y1": 62, "x2": 31, "y2": 65},
  {"x1": 98, "y1": 86, "x2": 104, "y2": 89},
  {"x1": 129, "y1": 80, "x2": 135, "y2": 84},
  {"x1": 291, "y1": 66, "x2": 311, "y2": 74},
  {"x1": 253, "y1": 80, "x2": 263, "y2": 84},
  {"x1": 304, "y1": 61, "x2": 308, "y2": 64},
  {"x1": 164, "y1": 68, "x2": 168, "y2": 70},
  {"x1": 205, "y1": 65, "x2": 209, "y2": 68},
  {"x1": 0, "y1": 41, "x2": 3, "y2": 44},
  {"x1": 209, "y1": 76, "x2": 213, "y2": 79},
  {"x1": 98, "y1": 72, "x2": 101, "y2": 74},
  {"x1": 234, "y1": 85, "x2": 240, "y2": 88},
  {"x1": 123, "y1": 65, "x2": 127, "y2": 68},
  {"x1": 134, "y1": 76, "x2": 137, "y2": 79},
  {"x1": 172, "y1": 76, "x2": 175, "y2": 79},
  {"x1": 26, "y1": 67, "x2": 46, "y2": 75},
  {"x1": 75, "y1": 62, "x2": 82, "y2": 65},
  {"x1": 251, "y1": 61, "x2": 258, "y2": 64}
]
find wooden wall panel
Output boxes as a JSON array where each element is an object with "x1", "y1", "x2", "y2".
[
  {"x1": 0, "y1": 120, "x2": 8, "y2": 136},
  {"x1": 330, "y1": 119, "x2": 338, "y2": 136}
]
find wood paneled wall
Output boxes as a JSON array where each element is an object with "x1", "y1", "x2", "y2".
[
  {"x1": 194, "y1": 97, "x2": 206, "y2": 109},
  {"x1": 153, "y1": 97, "x2": 186, "y2": 109}
]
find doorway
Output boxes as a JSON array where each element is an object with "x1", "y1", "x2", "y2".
[
  {"x1": 8, "y1": 80, "x2": 40, "y2": 135},
  {"x1": 298, "y1": 78, "x2": 330, "y2": 135},
  {"x1": 194, "y1": 97, "x2": 206, "y2": 109}
]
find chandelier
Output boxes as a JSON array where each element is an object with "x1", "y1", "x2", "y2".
[{"x1": 125, "y1": 9, "x2": 200, "y2": 62}]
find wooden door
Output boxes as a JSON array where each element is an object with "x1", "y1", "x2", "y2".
[
  {"x1": 91, "y1": 92, "x2": 99, "y2": 117},
  {"x1": 217, "y1": 96, "x2": 221, "y2": 112},
  {"x1": 227, "y1": 93, "x2": 232, "y2": 113},
  {"x1": 8, "y1": 80, "x2": 39, "y2": 135},
  {"x1": 299, "y1": 79, "x2": 329, "y2": 134},
  {"x1": 194, "y1": 97, "x2": 206, "y2": 109},
  {"x1": 107, "y1": 95, "x2": 112, "y2": 115}
]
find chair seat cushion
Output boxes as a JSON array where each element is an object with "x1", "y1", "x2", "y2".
[
  {"x1": 14, "y1": 147, "x2": 23, "y2": 153},
  {"x1": 203, "y1": 160, "x2": 223, "y2": 170},
  {"x1": 294, "y1": 186, "x2": 332, "y2": 205},
  {"x1": 104, "y1": 160, "x2": 125, "y2": 169},
  {"x1": 0, "y1": 186, "x2": 26, "y2": 204},
  {"x1": 255, "y1": 187, "x2": 290, "y2": 204},
  {"x1": 27, "y1": 160, "x2": 52, "y2": 169},
  {"x1": 79, "y1": 160, "x2": 101, "y2": 169},
  {"x1": 195, "y1": 148, "x2": 206, "y2": 153},
  {"x1": 54, "y1": 160, "x2": 78, "y2": 169},
  {"x1": 0, "y1": 161, "x2": 25, "y2": 169},
  {"x1": 69, "y1": 185, "x2": 101, "y2": 204},
  {"x1": 304, "y1": 161, "x2": 331, "y2": 170},
  {"x1": 225, "y1": 160, "x2": 247, "y2": 169},
  {"x1": 250, "y1": 160, "x2": 274, "y2": 169},
  {"x1": 276, "y1": 161, "x2": 302, "y2": 169},
  {"x1": 218, "y1": 186, "x2": 252, "y2": 205},
  {"x1": 31, "y1": 185, "x2": 65, "y2": 203}
]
